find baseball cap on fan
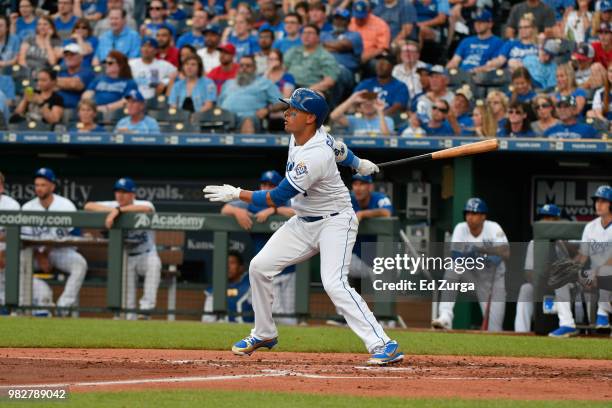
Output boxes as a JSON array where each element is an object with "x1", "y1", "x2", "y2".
[
  {"x1": 352, "y1": 0, "x2": 369, "y2": 19},
  {"x1": 601, "y1": 0, "x2": 612, "y2": 12},
  {"x1": 260, "y1": 170, "x2": 282, "y2": 186},
  {"x1": 114, "y1": 177, "x2": 136, "y2": 193},
  {"x1": 62, "y1": 43, "x2": 81, "y2": 55},
  {"x1": 542, "y1": 38, "x2": 561, "y2": 57},
  {"x1": 126, "y1": 89, "x2": 145, "y2": 102},
  {"x1": 572, "y1": 43, "x2": 594, "y2": 61},
  {"x1": 557, "y1": 95, "x2": 576, "y2": 107},
  {"x1": 218, "y1": 43, "x2": 236, "y2": 55},
  {"x1": 473, "y1": 9, "x2": 492, "y2": 22}
]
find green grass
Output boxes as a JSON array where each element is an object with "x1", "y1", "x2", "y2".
[
  {"x1": 0, "y1": 317, "x2": 610, "y2": 360},
  {"x1": 22, "y1": 390, "x2": 612, "y2": 408}
]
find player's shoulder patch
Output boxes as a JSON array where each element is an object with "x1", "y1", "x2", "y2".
[{"x1": 294, "y1": 161, "x2": 308, "y2": 176}]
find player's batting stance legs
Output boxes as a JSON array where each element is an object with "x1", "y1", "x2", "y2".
[{"x1": 204, "y1": 88, "x2": 403, "y2": 365}]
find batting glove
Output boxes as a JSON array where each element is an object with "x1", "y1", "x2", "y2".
[
  {"x1": 357, "y1": 159, "x2": 379, "y2": 176},
  {"x1": 203, "y1": 184, "x2": 241, "y2": 202}
]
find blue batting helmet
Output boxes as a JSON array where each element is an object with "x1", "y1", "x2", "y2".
[
  {"x1": 464, "y1": 197, "x2": 488, "y2": 214},
  {"x1": 591, "y1": 185, "x2": 612, "y2": 202},
  {"x1": 260, "y1": 170, "x2": 282, "y2": 186},
  {"x1": 280, "y1": 88, "x2": 329, "y2": 128},
  {"x1": 352, "y1": 174, "x2": 373, "y2": 183},
  {"x1": 114, "y1": 177, "x2": 136, "y2": 193},
  {"x1": 537, "y1": 204, "x2": 561, "y2": 217},
  {"x1": 35, "y1": 168, "x2": 56, "y2": 183}
]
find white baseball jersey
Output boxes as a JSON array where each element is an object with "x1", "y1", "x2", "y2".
[
  {"x1": 0, "y1": 194, "x2": 20, "y2": 250},
  {"x1": 579, "y1": 217, "x2": 612, "y2": 269},
  {"x1": 21, "y1": 194, "x2": 77, "y2": 239},
  {"x1": 96, "y1": 200, "x2": 157, "y2": 255},
  {"x1": 129, "y1": 58, "x2": 177, "y2": 100},
  {"x1": 285, "y1": 129, "x2": 352, "y2": 217},
  {"x1": 450, "y1": 220, "x2": 509, "y2": 274}
]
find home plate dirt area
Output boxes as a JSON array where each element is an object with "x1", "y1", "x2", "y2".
[{"x1": 0, "y1": 349, "x2": 610, "y2": 400}]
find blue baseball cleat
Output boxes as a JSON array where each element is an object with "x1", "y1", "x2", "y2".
[
  {"x1": 548, "y1": 326, "x2": 578, "y2": 338},
  {"x1": 595, "y1": 314, "x2": 610, "y2": 329},
  {"x1": 367, "y1": 340, "x2": 404, "y2": 365},
  {"x1": 232, "y1": 335, "x2": 278, "y2": 356}
]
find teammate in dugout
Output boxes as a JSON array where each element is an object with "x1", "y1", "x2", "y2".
[
  {"x1": 202, "y1": 250, "x2": 254, "y2": 323},
  {"x1": 84, "y1": 177, "x2": 162, "y2": 320},
  {"x1": 431, "y1": 198, "x2": 510, "y2": 332},
  {"x1": 0, "y1": 171, "x2": 20, "y2": 307},
  {"x1": 515, "y1": 204, "x2": 562, "y2": 333},
  {"x1": 221, "y1": 170, "x2": 298, "y2": 325},
  {"x1": 549, "y1": 185, "x2": 612, "y2": 338},
  {"x1": 204, "y1": 88, "x2": 404, "y2": 365},
  {"x1": 21, "y1": 168, "x2": 88, "y2": 315}
]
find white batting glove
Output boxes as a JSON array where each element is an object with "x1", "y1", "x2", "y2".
[
  {"x1": 357, "y1": 159, "x2": 380, "y2": 176},
  {"x1": 203, "y1": 184, "x2": 241, "y2": 202}
]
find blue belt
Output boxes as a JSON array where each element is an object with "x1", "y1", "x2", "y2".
[
  {"x1": 128, "y1": 249, "x2": 151, "y2": 257},
  {"x1": 299, "y1": 212, "x2": 339, "y2": 222}
]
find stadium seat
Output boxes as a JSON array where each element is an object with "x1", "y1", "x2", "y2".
[
  {"x1": 146, "y1": 95, "x2": 170, "y2": 112},
  {"x1": 150, "y1": 108, "x2": 191, "y2": 125},
  {"x1": 8, "y1": 120, "x2": 53, "y2": 132},
  {"x1": 100, "y1": 109, "x2": 126, "y2": 125},
  {"x1": 159, "y1": 122, "x2": 198, "y2": 133},
  {"x1": 473, "y1": 69, "x2": 511, "y2": 87},
  {"x1": 191, "y1": 109, "x2": 237, "y2": 132},
  {"x1": 448, "y1": 69, "x2": 473, "y2": 90}
]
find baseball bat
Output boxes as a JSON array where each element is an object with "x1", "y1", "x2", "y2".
[{"x1": 377, "y1": 138, "x2": 499, "y2": 168}]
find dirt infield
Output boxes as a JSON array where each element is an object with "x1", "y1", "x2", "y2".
[{"x1": 0, "y1": 348, "x2": 610, "y2": 400}]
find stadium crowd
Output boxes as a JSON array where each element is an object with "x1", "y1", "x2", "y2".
[{"x1": 0, "y1": 0, "x2": 611, "y2": 138}]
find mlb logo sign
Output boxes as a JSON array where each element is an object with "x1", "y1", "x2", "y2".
[{"x1": 295, "y1": 162, "x2": 308, "y2": 176}]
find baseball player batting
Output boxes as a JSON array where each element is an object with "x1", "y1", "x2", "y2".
[{"x1": 204, "y1": 88, "x2": 404, "y2": 365}]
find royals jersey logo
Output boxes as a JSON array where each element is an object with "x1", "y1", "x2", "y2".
[{"x1": 295, "y1": 162, "x2": 308, "y2": 176}]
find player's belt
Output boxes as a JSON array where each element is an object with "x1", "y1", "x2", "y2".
[
  {"x1": 298, "y1": 212, "x2": 339, "y2": 223},
  {"x1": 128, "y1": 249, "x2": 151, "y2": 257}
]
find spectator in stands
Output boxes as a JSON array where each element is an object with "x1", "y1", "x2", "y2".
[
  {"x1": 177, "y1": 9, "x2": 208, "y2": 50},
  {"x1": 308, "y1": 2, "x2": 333, "y2": 33},
  {"x1": 506, "y1": 0, "x2": 556, "y2": 38},
  {"x1": 284, "y1": 24, "x2": 339, "y2": 94},
  {"x1": 129, "y1": 37, "x2": 177, "y2": 100},
  {"x1": 168, "y1": 55, "x2": 216, "y2": 112},
  {"x1": 53, "y1": 0, "x2": 78, "y2": 40},
  {"x1": 553, "y1": 63, "x2": 587, "y2": 114},
  {"x1": 355, "y1": 54, "x2": 409, "y2": 115},
  {"x1": 451, "y1": 87, "x2": 473, "y2": 134},
  {"x1": 564, "y1": 0, "x2": 591, "y2": 43},
  {"x1": 84, "y1": 177, "x2": 161, "y2": 320},
  {"x1": 572, "y1": 43, "x2": 598, "y2": 88},
  {"x1": 414, "y1": 0, "x2": 449, "y2": 49},
  {"x1": 12, "y1": 68, "x2": 64, "y2": 128},
  {"x1": 156, "y1": 25, "x2": 179, "y2": 67},
  {"x1": 294, "y1": 1, "x2": 309, "y2": 24},
  {"x1": 140, "y1": 0, "x2": 175, "y2": 39},
  {"x1": 509, "y1": 67, "x2": 537, "y2": 103},
  {"x1": 321, "y1": 9, "x2": 363, "y2": 76},
  {"x1": 224, "y1": 15, "x2": 259, "y2": 60},
  {"x1": 531, "y1": 94, "x2": 559, "y2": 135},
  {"x1": 447, "y1": 10, "x2": 505, "y2": 72},
  {"x1": 77, "y1": 0, "x2": 106, "y2": 23},
  {"x1": 400, "y1": 112, "x2": 426, "y2": 137},
  {"x1": 464, "y1": 103, "x2": 497, "y2": 137},
  {"x1": 219, "y1": 55, "x2": 284, "y2": 133},
  {"x1": 202, "y1": 251, "x2": 254, "y2": 323},
  {"x1": 18, "y1": 16, "x2": 62, "y2": 72},
  {"x1": 423, "y1": 99, "x2": 455, "y2": 135},
  {"x1": 92, "y1": 0, "x2": 137, "y2": 37},
  {"x1": 414, "y1": 65, "x2": 454, "y2": 123},
  {"x1": 0, "y1": 15, "x2": 21, "y2": 69},
  {"x1": 373, "y1": 0, "x2": 416, "y2": 49},
  {"x1": 592, "y1": 22, "x2": 612, "y2": 77},
  {"x1": 259, "y1": 0, "x2": 284, "y2": 39},
  {"x1": 590, "y1": 63, "x2": 612, "y2": 121},
  {"x1": 64, "y1": 18, "x2": 97, "y2": 68},
  {"x1": 167, "y1": 0, "x2": 188, "y2": 23},
  {"x1": 73, "y1": 98, "x2": 104, "y2": 132},
  {"x1": 545, "y1": 95, "x2": 599, "y2": 138},
  {"x1": 13, "y1": 0, "x2": 38, "y2": 42},
  {"x1": 21, "y1": 168, "x2": 88, "y2": 314},
  {"x1": 94, "y1": 9, "x2": 141, "y2": 64},
  {"x1": 349, "y1": 0, "x2": 391, "y2": 63},
  {"x1": 255, "y1": 29, "x2": 274, "y2": 75},
  {"x1": 330, "y1": 90, "x2": 394, "y2": 136},
  {"x1": 83, "y1": 50, "x2": 138, "y2": 114},
  {"x1": 265, "y1": 49, "x2": 295, "y2": 98},
  {"x1": 197, "y1": 25, "x2": 221, "y2": 74},
  {"x1": 392, "y1": 42, "x2": 428, "y2": 98},
  {"x1": 114, "y1": 89, "x2": 160, "y2": 133},
  {"x1": 500, "y1": 101, "x2": 535, "y2": 137},
  {"x1": 273, "y1": 13, "x2": 302, "y2": 53},
  {"x1": 57, "y1": 43, "x2": 94, "y2": 109},
  {"x1": 207, "y1": 43, "x2": 239, "y2": 94},
  {"x1": 523, "y1": 38, "x2": 560, "y2": 90},
  {"x1": 485, "y1": 15, "x2": 538, "y2": 71},
  {"x1": 486, "y1": 90, "x2": 509, "y2": 133}
]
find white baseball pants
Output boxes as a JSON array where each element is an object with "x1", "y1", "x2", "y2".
[
  {"x1": 248, "y1": 212, "x2": 390, "y2": 352},
  {"x1": 514, "y1": 282, "x2": 533, "y2": 332},
  {"x1": 125, "y1": 251, "x2": 161, "y2": 319},
  {"x1": 272, "y1": 272, "x2": 297, "y2": 325}
]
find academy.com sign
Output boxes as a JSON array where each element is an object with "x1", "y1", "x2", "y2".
[
  {"x1": 133, "y1": 213, "x2": 206, "y2": 230},
  {"x1": 0, "y1": 213, "x2": 73, "y2": 227}
]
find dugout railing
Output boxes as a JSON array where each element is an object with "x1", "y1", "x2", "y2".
[{"x1": 0, "y1": 211, "x2": 398, "y2": 320}]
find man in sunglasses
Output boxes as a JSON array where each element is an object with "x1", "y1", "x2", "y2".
[
  {"x1": 424, "y1": 99, "x2": 455, "y2": 136},
  {"x1": 544, "y1": 95, "x2": 599, "y2": 139}
]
